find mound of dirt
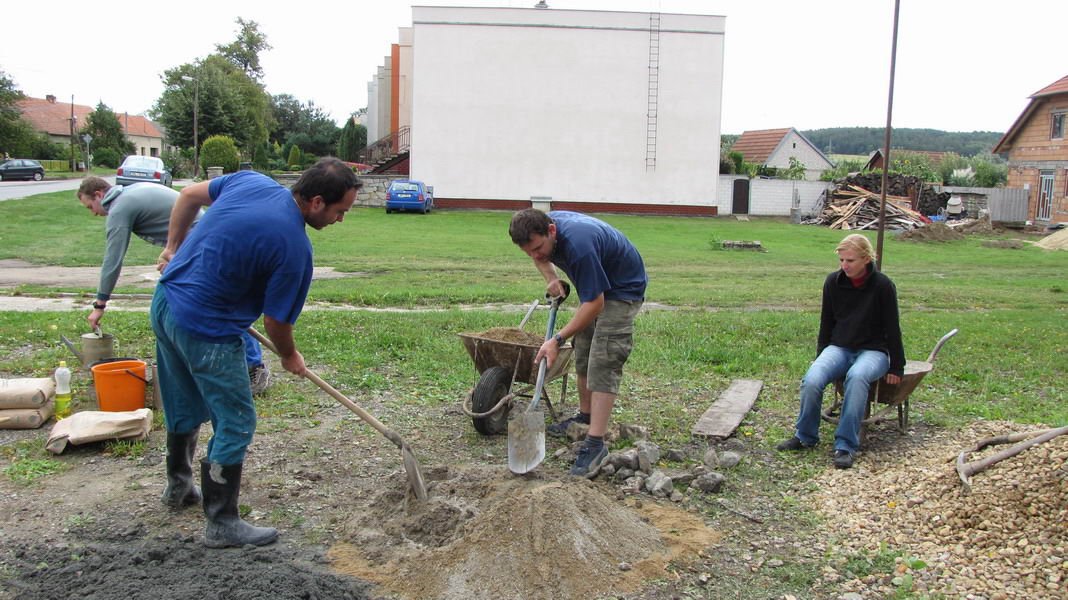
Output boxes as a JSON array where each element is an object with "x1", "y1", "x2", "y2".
[
  {"x1": 898, "y1": 222, "x2": 965, "y2": 242},
  {"x1": 1036, "y1": 227, "x2": 1068, "y2": 250},
  {"x1": 328, "y1": 465, "x2": 721, "y2": 600}
]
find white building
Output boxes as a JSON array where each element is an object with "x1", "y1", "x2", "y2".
[{"x1": 368, "y1": 6, "x2": 726, "y2": 215}]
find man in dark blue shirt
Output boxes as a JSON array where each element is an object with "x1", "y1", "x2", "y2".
[
  {"x1": 509, "y1": 209, "x2": 647, "y2": 477},
  {"x1": 153, "y1": 158, "x2": 361, "y2": 547}
]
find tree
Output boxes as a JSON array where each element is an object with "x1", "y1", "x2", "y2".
[
  {"x1": 0, "y1": 68, "x2": 37, "y2": 157},
  {"x1": 336, "y1": 116, "x2": 367, "y2": 161},
  {"x1": 215, "y1": 18, "x2": 272, "y2": 81},
  {"x1": 269, "y1": 94, "x2": 340, "y2": 156},
  {"x1": 82, "y1": 101, "x2": 134, "y2": 159},
  {"x1": 153, "y1": 55, "x2": 271, "y2": 155}
]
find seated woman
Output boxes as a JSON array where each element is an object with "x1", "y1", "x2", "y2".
[{"x1": 776, "y1": 233, "x2": 904, "y2": 469}]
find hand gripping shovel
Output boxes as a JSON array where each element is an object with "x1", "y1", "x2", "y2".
[
  {"x1": 508, "y1": 286, "x2": 567, "y2": 474},
  {"x1": 247, "y1": 327, "x2": 428, "y2": 501}
]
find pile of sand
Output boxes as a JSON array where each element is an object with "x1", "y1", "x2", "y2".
[
  {"x1": 899, "y1": 222, "x2": 965, "y2": 242},
  {"x1": 328, "y1": 466, "x2": 721, "y2": 600},
  {"x1": 1036, "y1": 227, "x2": 1068, "y2": 250}
]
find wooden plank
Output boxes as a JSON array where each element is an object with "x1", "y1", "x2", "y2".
[{"x1": 692, "y1": 379, "x2": 763, "y2": 439}]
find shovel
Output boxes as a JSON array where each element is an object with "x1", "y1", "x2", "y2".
[
  {"x1": 247, "y1": 327, "x2": 428, "y2": 501},
  {"x1": 508, "y1": 285, "x2": 568, "y2": 474}
]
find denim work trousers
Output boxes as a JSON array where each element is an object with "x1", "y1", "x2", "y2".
[
  {"x1": 794, "y1": 345, "x2": 889, "y2": 454},
  {"x1": 151, "y1": 288, "x2": 256, "y2": 465},
  {"x1": 242, "y1": 330, "x2": 263, "y2": 368}
]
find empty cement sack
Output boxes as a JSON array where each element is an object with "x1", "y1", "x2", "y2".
[
  {"x1": 0, "y1": 377, "x2": 55, "y2": 409},
  {"x1": 0, "y1": 402, "x2": 54, "y2": 430},
  {"x1": 46, "y1": 408, "x2": 153, "y2": 454}
]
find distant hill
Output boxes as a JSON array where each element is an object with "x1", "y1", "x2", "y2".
[{"x1": 800, "y1": 127, "x2": 1003, "y2": 157}]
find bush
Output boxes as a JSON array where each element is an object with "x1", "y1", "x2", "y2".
[
  {"x1": 92, "y1": 147, "x2": 121, "y2": 169},
  {"x1": 287, "y1": 145, "x2": 302, "y2": 169},
  {"x1": 200, "y1": 135, "x2": 240, "y2": 173}
]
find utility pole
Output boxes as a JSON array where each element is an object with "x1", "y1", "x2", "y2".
[
  {"x1": 181, "y1": 74, "x2": 200, "y2": 179},
  {"x1": 69, "y1": 95, "x2": 76, "y2": 172}
]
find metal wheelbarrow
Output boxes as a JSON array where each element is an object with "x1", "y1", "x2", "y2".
[
  {"x1": 822, "y1": 328, "x2": 958, "y2": 443},
  {"x1": 459, "y1": 308, "x2": 574, "y2": 436}
]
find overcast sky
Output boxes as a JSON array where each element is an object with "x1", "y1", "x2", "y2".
[{"x1": 3, "y1": 1, "x2": 1065, "y2": 135}]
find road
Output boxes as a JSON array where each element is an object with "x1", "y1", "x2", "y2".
[
  {"x1": 0, "y1": 176, "x2": 115, "y2": 201},
  {"x1": 0, "y1": 177, "x2": 194, "y2": 202}
]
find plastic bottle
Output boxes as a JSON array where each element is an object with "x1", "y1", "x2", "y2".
[{"x1": 54, "y1": 360, "x2": 72, "y2": 419}]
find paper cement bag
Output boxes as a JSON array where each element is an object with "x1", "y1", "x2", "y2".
[
  {"x1": 46, "y1": 408, "x2": 153, "y2": 454},
  {"x1": 0, "y1": 401, "x2": 54, "y2": 430},
  {"x1": 0, "y1": 377, "x2": 55, "y2": 409}
]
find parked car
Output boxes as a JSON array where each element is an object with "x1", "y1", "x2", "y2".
[
  {"x1": 385, "y1": 179, "x2": 434, "y2": 214},
  {"x1": 0, "y1": 158, "x2": 45, "y2": 181},
  {"x1": 116, "y1": 156, "x2": 172, "y2": 187}
]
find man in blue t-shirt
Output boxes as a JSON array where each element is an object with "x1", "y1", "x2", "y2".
[
  {"x1": 151, "y1": 157, "x2": 361, "y2": 548},
  {"x1": 509, "y1": 209, "x2": 647, "y2": 478}
]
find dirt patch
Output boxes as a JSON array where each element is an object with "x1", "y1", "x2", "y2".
[
  {"x1": 4, "y1": 538, "x2": 371, "y2": 600},
  {"x1": 0, "y1": 259, "x2": 359, "y2": 289},
  {"x1": 898, "y1": 222, "x2": 965, "y2": 242},
  {"x1": 328, "y1": 465, "x2": 721, "y2": 600}
]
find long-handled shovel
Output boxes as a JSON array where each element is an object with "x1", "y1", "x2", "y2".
[
  {"x1": 508, "y1": 287, "x2": 567, "y2": 474},
  {"x1": 247, "y1": 327, "x2": 428, "y2": 501}
]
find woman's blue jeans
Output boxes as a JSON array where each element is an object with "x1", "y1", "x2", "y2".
[{"x1": 794, "y1": 345, "x2": 889, "y2": 454}]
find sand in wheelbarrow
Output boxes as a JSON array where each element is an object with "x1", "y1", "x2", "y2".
[
  {"x1": 472, "y1": 327, "x2": 545, "y2": 345},
  {"x1": 328, "y1": 465, "x2": 721, "y2": 600}
]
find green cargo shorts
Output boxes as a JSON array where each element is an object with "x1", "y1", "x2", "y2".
[{"x1": 572, "y1": 299, "x2": 643, "y2": 394}]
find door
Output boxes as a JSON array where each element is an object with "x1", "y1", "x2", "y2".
[
  {"x1": 732, "y1": 178, "x2": 750, "y2": 215},
  {"x1": 1038, "y1": 171, "x2": 1054, "y2": 221}
]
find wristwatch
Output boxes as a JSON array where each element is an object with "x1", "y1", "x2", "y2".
[
  {"x1": 92, "y1": 302, "x2": 106, "y2": 310},
  {"x1": 553, "y1": 333, "x2": 565, "y2": 346}
]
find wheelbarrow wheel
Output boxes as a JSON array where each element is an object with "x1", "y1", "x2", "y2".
[{"x1": 472, "y1": 367, "x2": 511, "y2": 436}]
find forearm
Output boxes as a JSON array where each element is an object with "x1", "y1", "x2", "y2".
[
  {"x1": 535, "y1": 260, "x2": 558, "y2": 284},
  {"x1": 263, "y1": 316, "x2": 297, "y2": 359},
  {"x1": 557, "y1": 294, "x2": 604, "y2": 340}
]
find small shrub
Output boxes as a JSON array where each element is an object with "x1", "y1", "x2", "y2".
[
  {"x1": 200, "y1": 135, "x2": 240, "y2": 173},
  {"x1": 92, "y1": 147, "x2": 121, "y2": 168},
  {"x1": 287, "y1": 145, "x2": 302, "y2": 169}
]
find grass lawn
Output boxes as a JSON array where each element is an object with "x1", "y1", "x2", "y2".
[{"x1": 0, "y1": 191, "x2": 1065, "y2": 597}]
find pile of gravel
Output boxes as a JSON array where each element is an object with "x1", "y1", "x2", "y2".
[{"x1": 811, "y1": 420, "x2": 1066, "y2": 599}]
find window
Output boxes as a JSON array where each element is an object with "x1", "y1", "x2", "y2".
[{"x1": 1052, "y1": 112, "x2": 1066, "y2": 140}]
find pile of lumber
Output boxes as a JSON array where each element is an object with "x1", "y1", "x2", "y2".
[{"x1": 808, "y1": 184, "x2": 929, "y2": 230}]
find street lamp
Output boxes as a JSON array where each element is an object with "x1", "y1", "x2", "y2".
[{"x1": 180, "y1": 75, "x2": 199, "y2": 179}]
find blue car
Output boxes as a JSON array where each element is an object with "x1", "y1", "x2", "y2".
[{"x1": 385, "y1": 180, "x2": 433, "y2": 214}]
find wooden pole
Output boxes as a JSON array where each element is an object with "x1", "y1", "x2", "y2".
[{"x1": 876, "y1": 0, "x2": 901, "y2": 270}]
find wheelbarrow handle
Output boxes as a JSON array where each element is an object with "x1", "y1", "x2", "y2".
[{"x1": 927, "y1": 328, "x2": 959, "y2": 363}]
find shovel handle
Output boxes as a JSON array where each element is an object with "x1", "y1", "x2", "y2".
[
  {"x1": 246, "y1": 327, "x2": 406, "y2": 450},
  {"x1": 529, "y1": 291, "x2": 565, "y2": 411}
]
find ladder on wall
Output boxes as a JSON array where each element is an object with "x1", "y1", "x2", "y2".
[{"x1": 645, "y1": 12, "x2": 661, "y2": 171}]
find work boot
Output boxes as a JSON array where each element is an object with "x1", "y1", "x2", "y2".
[
  {"x1": 161, "y1": 429, "x2": 201, "y2": 509},
  {"x1": 201, "y1": 460, "x2": 278, "y2": 548}
]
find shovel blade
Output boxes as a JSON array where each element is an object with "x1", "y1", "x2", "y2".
[{"x1": 507, "y1": 408, "x2": 545, "y2": 474}]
